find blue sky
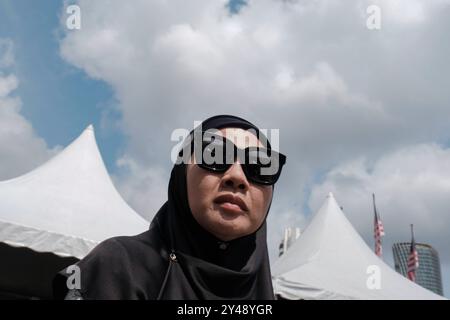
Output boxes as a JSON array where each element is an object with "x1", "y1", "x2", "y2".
[{"x1": 0, "y1": 0, "x2": 123, "y2": 171}]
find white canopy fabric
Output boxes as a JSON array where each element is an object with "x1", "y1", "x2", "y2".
[
  {"x1": 0, "y1": 125, "x2": 148, "y2": 259},
  {"x1": 272, "y1": 193, "x2": 445, "y2": 300}
]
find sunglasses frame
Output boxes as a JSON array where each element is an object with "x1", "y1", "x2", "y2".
[{"x1": 182, "y1": 130, "x2": 286, "y2": 185}]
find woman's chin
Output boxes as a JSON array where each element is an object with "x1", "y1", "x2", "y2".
[{"x1": 210, "y1": 213, "x2": 250, "y2": 238}]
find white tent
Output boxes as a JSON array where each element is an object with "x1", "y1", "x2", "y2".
[
  {"x1": 272, "y1": 193, "x2": 445, "y2": 300},
  {"x1": 0, "y1": 125, "x2": 148, "y2": 259},
  {"x1": 0, "y1": 125, "x2": 149, "y2": 298}
]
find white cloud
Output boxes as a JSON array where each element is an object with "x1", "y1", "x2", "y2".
[
  {"x1": 113, "y1": 155, "x2": 167, "y2": 221},
  {"x1": 0, "y1": 73, "x2": 18, "y2": 98},
  {"x1": 309, "y1": 143, "x2": 450, "y2": 249},
  {"x1": 0, "y1": 38, "x2": 14, "y2": 68},
  {"x1": 153, "y1": 24, "x2": 225, "y2": 78},
  {"x1": 376, "y1": 0, "x2": 450, "y2": 25},
  {"x1": 57, "y1": 0, "x2": 450, "y2": 170},
  {"x1": 0, "y1": 39, "x2": 55, "y2": 180}
]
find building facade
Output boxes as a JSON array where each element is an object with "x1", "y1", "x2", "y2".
[{"x1": 393, "y1": 242, "x2": 444, "y2": 296}]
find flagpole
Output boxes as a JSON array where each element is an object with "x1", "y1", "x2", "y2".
[
  {"x1": 372, "y1": 193, "x2": 376, "y2": 214},
  {"x1": 373, "y1": 193, "x2": 376, "y2": 255},
  {"x1": 407, "y1": 223, "x2": 419, "y2": 282}
]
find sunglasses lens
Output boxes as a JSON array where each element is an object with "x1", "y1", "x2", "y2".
[
  {"x1": 244, "y1": 149, "x2": 282, "y2": 185},
  {"x1": 197, "y1": 138, "x2": 229, "y2": 172}
]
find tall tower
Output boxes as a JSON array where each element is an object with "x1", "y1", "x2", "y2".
[{"x1": 393, "y1": 242, "x2": 444, "y2": 296}]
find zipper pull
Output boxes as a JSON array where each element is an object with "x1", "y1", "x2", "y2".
[{"x1": 169, "y1": 250, "x2": 177, "y2": 262}]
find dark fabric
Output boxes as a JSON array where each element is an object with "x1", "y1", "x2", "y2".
[
  {"x1": 53, "y1": 114, "x2": 275, "y2": 300},
  {"x1": 64, "y1": 289, "x2": 83, "y2": 300},
  {"x1": 53, "y1": 228, "x2": 168, "y2": 299}
]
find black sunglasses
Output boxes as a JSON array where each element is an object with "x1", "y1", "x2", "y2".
[{"x1": 179, "y1": 131, "x2": 286, "y2": 185}]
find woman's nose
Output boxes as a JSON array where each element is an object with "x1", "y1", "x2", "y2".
[{"x1": 221, "y1": 162, "x2": 249, "y2": 191}]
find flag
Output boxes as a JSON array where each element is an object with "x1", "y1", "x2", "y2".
[
  {"x1": 407, "y1": 224, "x2": 419, "y2": 282},
  {"x1": 373, "y1": 193, "x2": 385, "y2": 257}
]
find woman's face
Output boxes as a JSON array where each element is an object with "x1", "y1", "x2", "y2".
[{"x1": 186, "y1": 127, "x2": 273, "y2": 241}]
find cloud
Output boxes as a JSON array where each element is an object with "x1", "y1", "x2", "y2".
[
  {"x1": 58, "y1": 0, "x2": 450, "y2": 166},
  {"x1": 112, "y1": 155, "x2": 167, "y2": 221},
  {"x1": 0, "y1": 73, "x2": 18, "y2": 98},
  {"x1": 377, "y1": 0, "x2": 450, "y2": 24},
  {"x1": 0, "y1": 39, "x2": 56, "y2": 180},
  {"x1": 309, "y1": 143, "x2": 450, "y2": 252},
  {"x1": 0, "y1": 38, "x2": 14, "y2": 68}
]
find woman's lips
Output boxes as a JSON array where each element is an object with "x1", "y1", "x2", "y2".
[
  {"x1": 213, "y1": 193, "x2": 249, "y2": 213},
  {"x1": 216, "y1": 201, "x2": 245, "y2": 214}
]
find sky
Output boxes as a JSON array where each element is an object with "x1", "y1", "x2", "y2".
[{"x1": 0, "y1": 0, "x2": 449, "y2": 297}]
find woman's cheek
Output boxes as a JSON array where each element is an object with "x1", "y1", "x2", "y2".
[
  {"x1": 193, "y1": 176, "x2": 216, "y2": 212},
  {"x1": 252, "y1": 188, "x2": 272, "y2": 223}
]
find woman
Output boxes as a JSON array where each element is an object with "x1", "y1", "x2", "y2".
[{"x1": 53, "y1": 114, "x2": 287, "y2": 300}]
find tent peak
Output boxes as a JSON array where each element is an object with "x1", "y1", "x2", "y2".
[
  {"x1": 0, "y1": 124, "x2": 148, "y2": 258},
  {"x1": 325, "y1": 192, "x2": 341, "y2": 211},
  {"x1": 85, "y1": 124, "x2": 94, "y2": 132}
]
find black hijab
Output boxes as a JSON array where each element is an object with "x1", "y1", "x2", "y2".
[{"x1": 53, "y1": 114, "x2": 275, "y2": 300}]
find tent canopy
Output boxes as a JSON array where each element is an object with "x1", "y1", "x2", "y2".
[
  {"x1": 272, "y1": 193, "x2": 445, "y2": 300},
  {"x1": 0, "y1": 125, "x2": 148, "y2": 259}
]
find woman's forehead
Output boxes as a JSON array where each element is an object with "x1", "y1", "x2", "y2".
[{"x1": 217, "y1": 127, "x2": 264, "y2": 149}]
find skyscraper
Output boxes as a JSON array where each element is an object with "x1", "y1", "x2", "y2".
[{"x1": 393, "y1": 242, "x2": 444, "y2": 296}]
